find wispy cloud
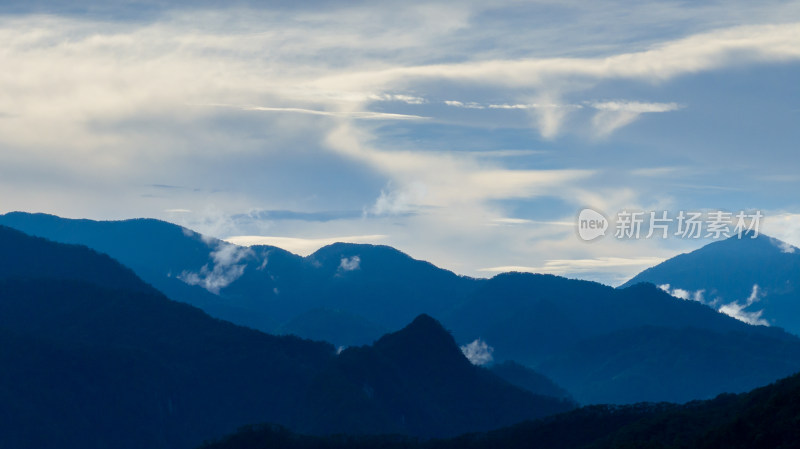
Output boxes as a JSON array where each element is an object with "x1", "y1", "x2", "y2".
[
  {"x1": 224, "y1": 235, "x2": 387, "y2": 256},
  {"x1": 201, "y1": 103, "x2": 429, "y2": 121},
  {"x1": 1, "y1": 4, "x2": 799, "y2": 284},
  {"x1": 658, "y1": 284, "x2": 706, "y2": 303},
  {"x1": 589, "y1": 101, "x2": 683, "y2": 137},
  {"x1": 490, "y1": 218, "x2": 573, "y2": 226},
  {"x1": 233, "y1": 209, "x2": 363, "y2": 223},
  {"x1": 718, "y1": 284, "x2": 769, "y2": 326},
  {"x1": 480, "y1": 256, "x2": 666, "y2": 274},
  {"x1": 369, "y1": 93, "x2": 427, "y2": 105},
  {"x1": 589, "y1": 101, "x2": 682, "y2": 113},
  {"x1": 630, "y1": 167, "x2": 685, "y2": 177},
  {"x1": 659, "y1": 283, "x2": 769, "y2": 326},
  {"x1": 178, "y1": 242, "x2": 253, "y2": 294}
]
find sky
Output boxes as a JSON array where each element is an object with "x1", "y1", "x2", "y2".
[{"x1": 1, "y1": 0, "x2": 799, "y2": 285}]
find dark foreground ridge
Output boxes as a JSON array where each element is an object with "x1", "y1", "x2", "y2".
[{"x1": 201, "y1": 367, "x2": 800, "y2": 449}]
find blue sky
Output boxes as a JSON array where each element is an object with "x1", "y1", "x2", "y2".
[{"x1": 1, "y1": 1, "x2": 799, "y2": 284}]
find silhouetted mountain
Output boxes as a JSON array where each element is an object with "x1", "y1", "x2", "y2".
[
  {"x1": 489, "y1": 361, "x2": 572, "y2": 400},
  {"x1": 201, "y1": 368, "x2": 800, "y2": 449},
  {"x1": 0, "y1": 227, "x2": 570, "y2": 448},
  {"x1": 0, "y1": 279, "x2": 332, "y2": 449},
  {"x1": 4, "y1": 213, "x2": 800, "y2": 406},
  {"x1": 0, "y1": 228, "x2": 334, "y2": 448},
  {"x1": 621, "y1": 233, "x2": 800, "y2": 335},
  {"x1": 299, "y1": 314, "x2": 575, "y2": 437},
  {"x1": 0, "y1": 224, "x2": 154, "y2": 294}
]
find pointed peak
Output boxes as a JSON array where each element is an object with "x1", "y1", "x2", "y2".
[
  {"x1": 373, "y1": 314, "x2": 462, "y2": 363},
  {"x1": 393, "y1": 314, "x2": 451, "y2": 340},
  {"x1": 408, "y1": 313, "x2": 439, "y2": 327}
]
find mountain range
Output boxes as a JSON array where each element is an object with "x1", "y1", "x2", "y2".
[
  {"x1": 0, "y1": 225, "x2": 572, "y2": 449},
  {"x1": 2, "y1": 212, "x2": 800, "y2": 405},
  {"x1": 622, "y1": 232, "x2": 800, "y2": 334}
]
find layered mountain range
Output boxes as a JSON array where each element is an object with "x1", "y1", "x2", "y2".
[
  {"x1": 0, "y1": 225, "x2": 572, "y2": 448},
  {"x1": 2, "y1": 212, "x2": 800, "y2": 406}
]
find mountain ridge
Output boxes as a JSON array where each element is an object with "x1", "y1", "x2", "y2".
[
  {"x1": 0, "y1": 225, "x2": 570, "y2": 447},
  {"x1": 3, "y1": 212, "x2": 800, "y2": 405},
  {"x1": 622, "y1": 232, "x2": 800, "y2": 334}
]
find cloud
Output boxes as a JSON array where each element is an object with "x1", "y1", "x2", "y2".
[
  {"x1": 1, "y1": 5, "x2": 799, "y2": 287},
  {"x1": 769, "y1": 236, "x2": 798, "y2": 254},
  {"x1": 221, "y1": 104, "x2": 429, "y2": 121},
  {"x1": 443, "y1": 98, "x2": 584, "y2": 137},
  {"x1": 342, "y1": 22, "x2": 800, "y2": 87},
  {"x1": 589, "y1": 101, "x2": 682, "y2": 113},
  {"x1": 589, "y1": 101, "x2": 682, "y2": 137},
  {"x1": 629, "y1": 167, "x2": 684, "y2": 177},
  {"x1": 224, "y1": 234, "x2": 387, "y2": 255},
  {"x1": 491, "y1": 218, "x2": 573, "y2": 226},
  {"x1": 467, "y1": 150, "x2": 547, "y2": 159},
  {"x1": 178, "y1": 242, "x2": 254, "y2": 294},
  {"x1": 323, "y1": 120, "x2": 594, "y2": 218},
  {"x1": 368, "y1": 183, "x2": 427, "y2": 216},
  {"x1": 477, "y1": 256, "x2": 668, "y2": 287},
  {"x1": 460, "y1": 338, "x2": 494, "y2": 365},
  {"x1": 718, "y1": 284, "x2": 769, "y2": 326},
  {"x1": 369, "y1": 93, "x2": 427, "y2": 104},
  {"x1": 233, "y1": 209, "x2": 363, "y2": 223},
  {"x1": 481, "y1": 256, "x2": 666, "y2": 274},
  {"x1": 444, "y1": 100, "x2": 485, "y2": 109},
  {"x1": 442, "y1": 98, "x2": 678, "y2": 137},
  {"x1": 762, "y1": 213, "x2": 800, "y2": 250},
  {"x1": 658, "y1": 284, "x2": 705, "y2": 302},
  {"x1": 339, "y1": 256, "x2": 361, "y2": 271},
  {"x1": 660, "y1": 282, "x2": 769, "y2": 326}
]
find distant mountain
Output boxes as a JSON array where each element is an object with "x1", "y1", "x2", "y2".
[
  {"x1": 4, "y1": 213, "x2": 800, "y2": 405},
  {"x1": 275, "y1": 308, "x2": 389, "y2": 347},
  {"x1": 538, "y1": 324, "x2": 800, "y2": 404},
  {"x1": 621, "y1": 233, "x2": 800, "y2": 335},
  {"x1": 0, "y1": 212, "x2": 287, "y2": 331},
  {"x1": 0, "y1": 226, "x2": 569, "y2": 448},
  {"x1": 0, "y1": 212, "x2": 473, "y2": 339},
  {"x1": 201, "y1": 367, "x2": 800, "y2": 449},
  {"x1": 489, "y1": 361, "x2": 572, "y2": 401},
  {"x1": 447, "y1": 274, "x2": 800, "y2": 403}
]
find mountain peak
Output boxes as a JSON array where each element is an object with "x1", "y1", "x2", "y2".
[
  {"x1": 396, "y1": 314, "x2": 453, "y2": 341},
  {"x1": 621, "y1": 230, "x2": 800, "y2": 335},
  {"x1": 407, "y1": 313, "x2": 441, "y2": 329},
  {"x1": 373, "y1": 314, "x2": 465, "y2": 367}
]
